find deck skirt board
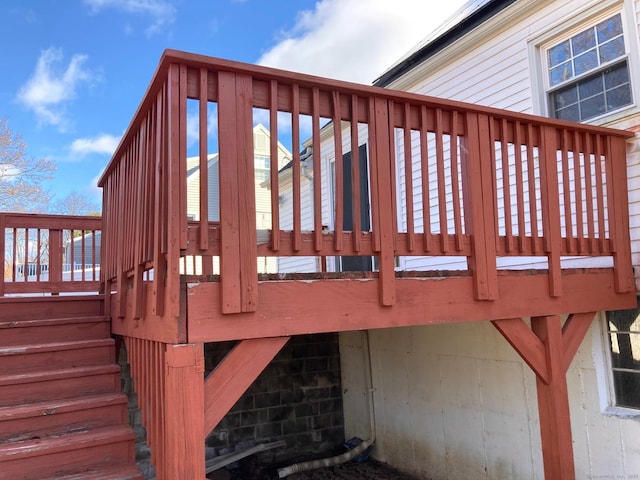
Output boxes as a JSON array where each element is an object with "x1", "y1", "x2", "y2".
[{"x1": 186, "y1": 269, "x2": 636, "y2": 342}]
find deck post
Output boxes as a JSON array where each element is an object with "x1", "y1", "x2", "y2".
[
  {"x1": 493, "y1": 313, "x2": 596, "y2": 479},
  {"x1": 163, "y1": 343, "x2": 206, "y2": 479},
  {"x1": 217, "y1": 71, "x2": 258, "y2": 314},
  {"x1": 462, "y1": 112, "x2": 498, "y2": 300},
  {"x1": 531, "y1": 315, "x2": 574, "y2": 480}
]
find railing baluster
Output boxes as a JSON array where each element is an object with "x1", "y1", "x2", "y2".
[
  {"x1": 501, "y1": 118, "x2": 514, "y2": 252},
  {"x1": 403, "y1": 103, "x2": 415, "y2": 252},
  {"x1": 514, "y1": 121, "x2": 526, "y2": 252},
  {"x1": 350, "y1": 94, "x2": 361, "y2": 253},
  {"x1": 560, "y1": 129, "x2": 574, "y2": 254},
  {"x1": 594, "y1": 134, "x2": 606, "y2": 254},
  {"x1": 450, "y1": 110, "x2": 463, "y2": 252},
  {"x1": 526, "y1": 124, "x2": 539, "y2": 254},
  {"x1": 332, "y1": 90, "x2": 344, "y2": 252},
  {"x1": 313, "y1": 88, "x2": 323, "y2": 252},
  {"x1": 583, "y1": 132, "x2": 595, "y2": 253},
  {"x1": 573, "y1": 131, "x2": 585, "y2": 254},
  {"x1": 435, "y1": 108, "x2": 448, "y2": 253},
  {"x1": 269, "y1": 80, "x2": 281, "y2": 252},
  {"x1": 199, "y1": 68, "x2": 209, "y2": 252},
  {"x1": 292, "y1": 84, "x2": 302, "y2": 252},
  {"x1": 419, "y1": 105, "x2": 432, "y2": 252}
]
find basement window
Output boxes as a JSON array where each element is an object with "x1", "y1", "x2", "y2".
[
  {"x1": 605, "y1": 299, "x2": 640, "y2": 410},
  {"x1": 542, "y1": 12, "x2": 634, "y2": 122}
]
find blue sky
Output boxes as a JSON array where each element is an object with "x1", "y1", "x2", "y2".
[{"x1": 0, "y1": 0, "x2": 466, "y2": 209}]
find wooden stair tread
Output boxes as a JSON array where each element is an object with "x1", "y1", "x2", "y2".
[
  {"x1": 0, "y1": 316, "x2": 109, "y2": 329},
  {"x1": 0, "y1": 425, "x2": 135, "y2": 460},
  {"x1": 0, "y1": 338, "x2": 114, "y2": 356},
  {"x1": 0, "y1": 364, "x2": 121, "y2": 386},
  {"x1": 45, "y1": 464, "x2": 143, "y2": 480},
  {"x1": 0, "y1": 392, "x2": 127, "y2": 422}
]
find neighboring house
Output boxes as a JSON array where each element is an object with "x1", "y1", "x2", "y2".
[
  {"x1": 64, "y1": 231, "x2": 101, "y2": 269},
  {"x1": 277, "y1": 0, "x2": 640, "y2": 478},
  {"x1": 185, "y1": 123, "x2": 291, "y2": 274}
]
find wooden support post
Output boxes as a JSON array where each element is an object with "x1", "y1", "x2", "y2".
[
  {"x1": 462, "y1": 112, "x2": 498, "y2": 300},
  {"x1": 540, "y1": 126, "x2": 562, "y2": 297},
  {"x1": 204, "y1": 337, "x2": 289, "y2": 434},
  {"x1": 163, "y1": 343, "x2": 206, "y2": 480},
  {"x1": 217, "y1": 71, "x2": 258, "y2": 314},
  {"x1": 367, "y1": 97, "x2": 395, "y2": 306},
  {"x1": 607, "y1": 136, "x2": 634, "y2": 293},
  {"x1": 492, "y1": 312, "x2": 596, "y2": 480},
  {"x1": 531, "y1": 315, "x2": 573, "y2": 480}
]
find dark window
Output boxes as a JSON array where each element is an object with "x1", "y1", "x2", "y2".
[{"x1": 606, "y1": 299, "x2": 640, "y2": 409}]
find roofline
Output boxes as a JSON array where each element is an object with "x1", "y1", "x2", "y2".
[{"x1": 373, "y1": 0, "x2": 519, "y2": 88}]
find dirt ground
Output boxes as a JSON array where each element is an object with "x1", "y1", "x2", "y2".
[{"x1": 210, "y1": 457, "x2": 424, "y2": 480}]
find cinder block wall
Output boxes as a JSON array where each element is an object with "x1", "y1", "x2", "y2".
[{"x1": 205, "y1": 333, "x2": 345, "y2": 460}]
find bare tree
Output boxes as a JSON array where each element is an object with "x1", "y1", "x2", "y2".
[
  {"x1": 0, "y1": 118, "x2": 55, "y2": 212},
  {"x1": 52, "y1": 191, "x2": 101, "y2": 216}
]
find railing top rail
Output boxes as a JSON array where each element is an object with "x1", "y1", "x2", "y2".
[
  {"x1": 0, "y1": 213, "x2": 101, "y2": 230},
  {"x1": 98, "y1": 49, "x2": 635, "y2": 186}
]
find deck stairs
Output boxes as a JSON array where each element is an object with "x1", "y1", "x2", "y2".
[{"x1": 0, "y1": 308, "x2": 141, "y2": 479}]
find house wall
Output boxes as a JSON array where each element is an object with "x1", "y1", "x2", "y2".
[
  {"x1": 336, "y1": 0, "x2": 640, "y2": 478},
  {"x1": 340, "y1": 320, "x2": 640, "y2": 480}
]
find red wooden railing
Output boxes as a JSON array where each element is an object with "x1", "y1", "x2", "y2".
[
  {"x1": 99, "y1": 49, "x2": 634, "y2": 321},
  {"x1": 0, "y1": 213, "x2": 101, "y2": 296}
]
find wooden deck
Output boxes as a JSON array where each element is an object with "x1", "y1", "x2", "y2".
[
  {"x1": 98, "y1": 49, "x2": 634, "y2": 343},
  {"x1": 1, "y1": 49, "x2": 636, "y2": 479}
]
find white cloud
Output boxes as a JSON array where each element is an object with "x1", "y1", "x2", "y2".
[
  {"x1": 258, "y1": 0, "x2": 467, "y2": 84},
  {"x1": 84, "y1": 0, "x2": 176, "y2": 36},
  {"x1": 70, "y1": 134, "x2": 121, "y2": 158},
  {"x1": 17, "y1": 48, "x2": 94, "y2": 131}
]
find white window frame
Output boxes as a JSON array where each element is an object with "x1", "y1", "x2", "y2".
[
  {"x1": 528, "y1": 0, "x2": 640, "y2": 125},
  {"x1": 593, "y1": 309, "x2": 640, "y2": 417}
]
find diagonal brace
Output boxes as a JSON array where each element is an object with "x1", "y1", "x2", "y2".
[{"x1": 204, "y1": 337, "x2": 289, "y2": 435}]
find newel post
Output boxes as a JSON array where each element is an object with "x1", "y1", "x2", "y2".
[
  {"x1": 606, "y1": 135, "x2": 634, "y2": 293},
  {"x1": 461, "y1": 112, "x2": 498, "y2": 300},
  {"x1": 217, "y1": 71, "x2": 258, "y2": 314}
]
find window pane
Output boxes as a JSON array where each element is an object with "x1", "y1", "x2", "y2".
[
  {"x1": 610, "y1": 333, "x2": 640, "y2": 369},
  {"x1": 574, "y1": 50, "x2": 598, "y2": 76},
  {"x1": 607, "y1": 85, "x2": 632, "y2": 110},
  {"x1": 550, "y1": 62, "x2": 573, "y2": 86},
  {"x1": 556, "y1": 103, "x2": 580, "y2": 121},
  {"x1": 597, "y1": 14, "x2": 622, "y2": 42},
  {"x1": 554, "y1": 86, "x2": 578, "y2": 108},
  {"x1": 549, "y1": 40, "x2": 571, "y2": 68},
  {"x1": 581, "y1": 93, "x2": 606, "y2": 119},
  {"x1": 599, "y1": 37, "x2": 625, "y2": 63},
  {"x1": 604, "y1": 63, "x2": 629, "y2": 89},
  {"x1": 578, "y1": 75, "x2": 604, "y2": 99},
  {"x1": 572, "y1": 28, "x2": 596, "y2": 55},
  {"x1": 612, "y1": 370, "x2": 640, "y2": 408}
]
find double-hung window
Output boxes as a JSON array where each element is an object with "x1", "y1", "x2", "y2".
[
  {"x1": 546, "y1": 13, "x2": 633, "y2": 122},
  {"x1": 605, "y1": 300, "x2": 640, "y2": 410}
]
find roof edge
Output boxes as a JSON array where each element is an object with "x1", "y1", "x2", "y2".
[{"x1": 373, "y1": 0, "x2": 518, "y2": 88}]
